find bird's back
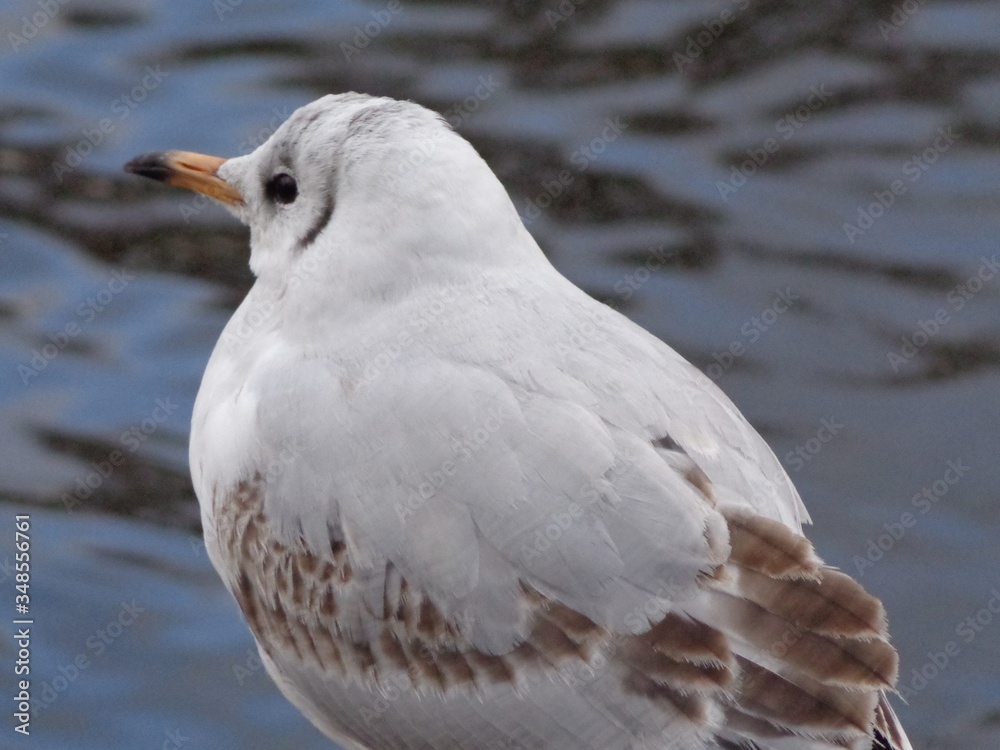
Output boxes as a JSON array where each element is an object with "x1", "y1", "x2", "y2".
[{"x1": 197, "y1": 264, "x2": 911, "y2": 750}]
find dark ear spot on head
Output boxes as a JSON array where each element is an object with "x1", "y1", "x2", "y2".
[{"x1": 298, "y1": 198, "x2": 334, "y2": 251}]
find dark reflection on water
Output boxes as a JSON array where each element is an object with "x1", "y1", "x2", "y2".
[{"x1": 0, "y1": 0, "x2": 998, "y2": 747}]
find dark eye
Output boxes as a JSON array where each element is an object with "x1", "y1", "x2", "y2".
[{"x1": 265, "y1": 173, "x2": 298, "y2": 204}]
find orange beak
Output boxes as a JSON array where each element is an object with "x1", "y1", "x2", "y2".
[{"x1": 124, "y1": 150, "x2": 244, "y2": 205}]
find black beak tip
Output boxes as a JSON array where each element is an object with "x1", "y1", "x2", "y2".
[{"x1": 123, "y1": 152, "x2": 171, "y2": 182}]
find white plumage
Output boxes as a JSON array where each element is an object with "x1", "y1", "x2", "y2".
[{"x1": 127, "y1": 93, "x2": 912, "y2": 750}]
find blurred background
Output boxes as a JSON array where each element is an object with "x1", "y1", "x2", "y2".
[{"x1": 0, "y1": 0, "x2": 998, "y2": 748}]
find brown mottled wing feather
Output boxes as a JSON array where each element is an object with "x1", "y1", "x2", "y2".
[{"x1": 209, "y1": 477, "x2": 908, "y2": 750}]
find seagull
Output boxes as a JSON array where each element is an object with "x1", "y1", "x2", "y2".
[{"x1": 125, "y1": 93, "x2": 913, "y2": 750}]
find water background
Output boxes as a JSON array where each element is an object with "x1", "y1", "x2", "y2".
[{"x1": 1, "y1": 1, "x2": 998, "y2": 747}]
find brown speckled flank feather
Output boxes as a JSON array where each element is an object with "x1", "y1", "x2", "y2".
[{"x1": 213, "y1": 477, "x2": 906, "y2": 750}]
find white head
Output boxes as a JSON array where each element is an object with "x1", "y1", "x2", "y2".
[{"x1": 125, "y1": 93, "x2": 542, "y2": 306}]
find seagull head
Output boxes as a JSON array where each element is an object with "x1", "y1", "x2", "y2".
[{"x1": 125, "y1": 93, "x2": 538, "y2": 295}]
